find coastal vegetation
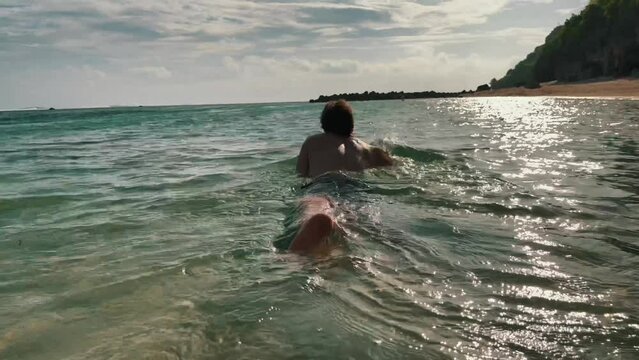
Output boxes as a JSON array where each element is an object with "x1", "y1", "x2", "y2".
[
  {"x1": 309, "y1": 90, "x2": 462, "y2": 103},
  {"x1": 491, "y1": 0, "x2": 639, "y2": 89}
]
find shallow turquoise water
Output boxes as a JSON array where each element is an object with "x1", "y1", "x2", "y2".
[{"x1": 1, "y1": 98, "x2": 638, "y2": 359}]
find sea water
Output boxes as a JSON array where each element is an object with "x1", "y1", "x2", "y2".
[{"x1": 0, "y1": 98, "x2": 638, "y2": 359}]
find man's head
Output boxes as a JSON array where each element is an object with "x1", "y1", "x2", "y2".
[{"x1": 321, "y1": 100, "x2": 354, "y2": 137}]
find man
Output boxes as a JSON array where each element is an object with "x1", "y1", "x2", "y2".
[
  {"x1": 296, "y1": 100, "x2": 393, "y2": 178},
  {"x1": 289, "y1": 100, "x2": 393, "y2": 253}
]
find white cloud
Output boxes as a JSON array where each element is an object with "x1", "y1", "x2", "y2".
[
  {"x1": 195, "y1": 41, "x2": 251, "y2": 55},
  {"x1": 79, "y1": 65, "x2": 107, "y2": 79},
  {"x1": 131, "y1": 66, "x2": 172, "y2": 79},
  {"x1": 0, "y1": 0, "x2": 585, "y2": 108}
]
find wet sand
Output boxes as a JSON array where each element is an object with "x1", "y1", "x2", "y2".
[{"x1": 471, "y1": 78, "x2": 639, "y2": 99}]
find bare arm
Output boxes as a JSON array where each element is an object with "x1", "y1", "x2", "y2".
[
  {"x1": 366, "y1": 147, "x2": 394, "y2": 168},
  {"x1": 296, "y1": 140, "x2": 310, "y2": 177}
]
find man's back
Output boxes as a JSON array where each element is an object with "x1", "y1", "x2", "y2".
[{"x1": 297, "y1": 133, "x2": 390, "y2": 178}]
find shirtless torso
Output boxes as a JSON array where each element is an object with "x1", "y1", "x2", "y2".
[{"x1": 296, "y1": 133, "x2": 392, "y2": 178}]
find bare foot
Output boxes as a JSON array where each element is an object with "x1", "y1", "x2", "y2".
[{"x1": 289, "y1": 213, "x2": 335, "y2": 253}]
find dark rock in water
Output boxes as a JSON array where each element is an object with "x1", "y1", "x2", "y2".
[
  {"x1": 48, "y1": 107, "x2": 55, "y2": 110},
  {"x1": 309, "y1": 89, "x2": 461, "y2": 103},
  {"x1": 476, "y1": 84, "x2": 490, "y2": 92}
]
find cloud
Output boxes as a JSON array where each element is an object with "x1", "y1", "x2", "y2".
[
  {"x1": 318, "y1": 59, "x2": 360, "y2": 73},
  {"x1": 195, "y1": 41, "x2": 252, "y2": 55},
  {"x1": 0, "y1": 1, "x2": 550, "y2": 49},
  {"x1": 131, "y1": 66, "x2": 172, "y2": 79},
  {"x1": 78, "y1": 65, "x2": 107, "y2": 79},
  {"x1": 301, "y1": 7, "x2": 390, "y2": 25},
  {"x1": 92, "y1": 21, "x2": 163, "y2": 39},
  {"x1": 0, "y1": 0, "x2": 585, "y2": 108}
]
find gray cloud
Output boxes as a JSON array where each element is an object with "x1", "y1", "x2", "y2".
[
  {"x1": 0, "y1": 0, "x2": 582, "y2": 108},
  {"x1": 301, "y1": 7, "x2": 390, "y2": 24},
  {"x1": 92, "y1": 21, "x2": 164, "y2": 40}
]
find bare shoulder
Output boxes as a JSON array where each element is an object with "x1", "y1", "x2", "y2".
[{"x1": 304, "y1": 133, "x2": 326, "y2": 143}]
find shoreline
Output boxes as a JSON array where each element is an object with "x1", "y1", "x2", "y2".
[
  {"x1": 5, "y1": 78, "x2": 638, "y2": 113},
  {"x1": 470, "y1": 78, "x2": 639, "y2": 100}
]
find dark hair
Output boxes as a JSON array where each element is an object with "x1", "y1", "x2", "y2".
[{"x1": 320, "y1": 100, "x2": 354, "y2": 137}]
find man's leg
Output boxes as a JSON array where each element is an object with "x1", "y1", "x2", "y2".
[{"x1": 289, "y1": 196, "x2": 337, "y2": 253}]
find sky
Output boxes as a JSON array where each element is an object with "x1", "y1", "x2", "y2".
[{"x1": 0, "y1": 0, "x2": 589, "y2": 109}]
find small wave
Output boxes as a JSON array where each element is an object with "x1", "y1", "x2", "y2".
[
  {"x1": 373, "y1": 139, "x2": 447, "y2": 163},
  {"x1": 465, "y1": 202, "x2": 562, "y2": 218},
  {"x1": 114, "y1": 173, "x2": 234, "y2": 193},
  {"x1": 0, "y1": 194, "x2": 86, "y2": 214},
  {"x1": 256, "y1": 156, "x2": 297, "y2": 170},
  {"x1": 473, "y1": 268, "x2": 562, "y2": 287},
  {"x1": 595, "y1": 234, "x2": 639, "y2": 256},
  {"x1": 364, "y1": 184, "x2": 428, "y2": 196},
  {"x1": 494, "y1": 291, "x2": 612, "y2": 314}
]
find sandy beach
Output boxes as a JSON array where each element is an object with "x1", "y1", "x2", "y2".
[{"x1": 472, "y1": 78, "x2": 639, "y2": 99}]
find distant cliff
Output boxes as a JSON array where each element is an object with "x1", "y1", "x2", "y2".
[{"x1": 491, "y1": 0, "x2": 639, "y2": 89}]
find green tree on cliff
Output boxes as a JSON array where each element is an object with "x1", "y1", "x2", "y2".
[{"x1": 492, "y1": 0, "x2": 639, "y2": 89}]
